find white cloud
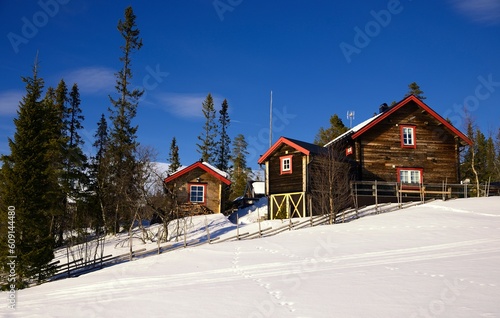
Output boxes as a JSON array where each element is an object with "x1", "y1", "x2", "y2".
[
  {"x1": 0, "y1": 90, "x2": 23, "y2": 115},
  {"x1": 155, "y1": 92, "x2": 223, "y2": 118},
  {"x1": 63, "y1": 66, "x2": 116, "y2": 94},
  {"x1": 449, "y1": 0, "x2": 500, "y2": 24}
]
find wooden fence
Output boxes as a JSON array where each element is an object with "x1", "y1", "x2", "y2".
[
  {"x1": 351, "y1": 180, "x2": 495, "y2": 209},
  {"x1": 39, "y1": 180, "x2": 494, "y2": 285}
]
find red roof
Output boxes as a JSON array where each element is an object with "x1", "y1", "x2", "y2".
[
  {"x1": 351, "y1": 95, "x2": 472, "y2": 145},
  {"x1": 164, "y1": 161, "x2": 231, "y2": 185},
  {"x1": 257, "y1": 136, "x2": 325, "y2": 164}
]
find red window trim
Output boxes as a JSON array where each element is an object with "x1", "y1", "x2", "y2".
[
  {"x1": 400, "y1": 125, "x2": 416, "y2": 149},
  {"x1": 280, "y1": 155, "x2": 293, "y2": 175},
  {"x1": 346, "y1": 146, "x2": 353, "y2": 156},
  {"x1": 397, "y1": 168, "x2": 423, "y2": 189},
  {"x1": 188, "y1": 183, "x2": 207, "y2": 204}
]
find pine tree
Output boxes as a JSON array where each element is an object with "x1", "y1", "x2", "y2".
[
  {"x1": 485, "y1": 135, "x2": 496, "y2": 182},
  {"x1": 168, "y1": 137, "x2": 181, "y2": 174},
  {"x1": 106, "y1": 6, "x2": 144, "y2": 233},
  {"x1": 64, "y1": 83, "x2": 89, "y2": 239},
  {"x1": 475, "y1": 129, "x2": 487, "y2": 181},
  {"x1": 197, "y1": 93, "x2": 217, "y2": 163},
  {"x1": 314, "y1": 114, "x2": 348, "y2": 146},
  {"x1": 93, "y1": 114, "x2": 109, "y2": 164},
  {"x1": 0, "y1": 63, "x2": 55, "y2": 287},
  {"x1": 44, "y1": 81, "x2": 68, "y2": 246},
  {"x1": 215, "y1": 99, "x2": 231, "y2": 171},
  {"x1": 90, "y1": 114, "x2": 109, "y2": 232},
  {"x1": 405, "y1": 82, "x2": 426, "y2": 100},
  {"x1": 230, "y1": 134, "x2": 251, "y2": 201},
  {"x1": 495, "y1": 128, "x2": 500, "y2": 180},
  {"x1": 461, "y1": 119, "x2": 475, "y2": 180}
]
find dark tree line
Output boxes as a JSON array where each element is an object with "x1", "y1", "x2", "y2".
[
  {"x1": 0, "y1": 5, "x2": 256, "y2": 288},
  {"x1": 194, "y1": 93, "x2": 252, "y2": 203},
  {"x1": 0, "y1": 6, "x2": 156, "y2": 288}
]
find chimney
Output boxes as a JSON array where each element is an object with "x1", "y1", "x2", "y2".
[{"x1": 379, "y1": 103, "x2": 389, "y2": 113}]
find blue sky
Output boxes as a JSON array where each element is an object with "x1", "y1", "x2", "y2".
[{"x1": 1, "y1": 0, "x2": 500, "y2": 169}]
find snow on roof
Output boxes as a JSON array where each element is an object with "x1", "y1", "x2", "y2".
[
  {"x1": 251, "y1": 181, "x2": 265, "y2": 195},
  {"x1": 324, "y1": 112, "x2": 383, "y2": 147},
  {"x1": 202, "y1": 161, "x2": 230, "y2": 179}
]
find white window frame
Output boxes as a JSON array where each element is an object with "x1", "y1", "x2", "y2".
[
  {"x1": 280, "y1": 155, "x2": 292, "y2": 174},
  {"x1": 189, "y1": 184, "x2": 205, "y2": 203},
  {"x1": 399, "y1": 169, "x2": 422, "y2": 185},
  {"x1": 401, "y1": 125, "x2": 416, "y2": 148}
]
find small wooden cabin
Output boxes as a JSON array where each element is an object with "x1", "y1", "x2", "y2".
[
  {"x1": 164, "y1": 161, "x2": 231, "y2": 214},
  {"x1": 325, "y1": 95, "x2": 473, "y2": 185},
  {"x1": 258, "y1": 137, "x2": 326, "y2": 219}
]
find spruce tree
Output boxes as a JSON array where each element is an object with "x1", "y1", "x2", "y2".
[
  {"x1": 106, "y1": 6, "x2": 143, "y2": 233},
  {"x1": 230, "y1": 134, "x2": 251, "y2": 201},
  {"x1": 197, "y1": 93, "x2": 217, "y2": 163},
  {"x1": 65, "y1": 83, "x2": 87, "y2": 193},
  {"x1": 0, "y1": 63, "x2": 55, "y2": 287},
  {"x1": 495, "y1": 128, "x2": 500, "y2": 180},
  {"x1": 94, "y1": 114, "x2": 109, "y2": 165},
  {"x1": 43, "y1": 81, "x2": 67, "y2": 246},
  {"x1": 485, "y1": 136, "x2": 496, "y2": 182},
  {"x1": 168, "y1": 137, "x2": 181, "y2": 174},
  {"x1": 64, "y1": 84, "x2": 88, "y2": 238},
  {"x1": 314, "y1": 114, "x2": 348, "y2": 146},
  {"x1": 90, "y1": 114, "x2": 109, "y2": 232},
  {"x1": 405, "y1": 82, "x2": 426, "y2": 100},
  {"x1": 215, "y1": 99, "x2": 231, "y2": 171}
]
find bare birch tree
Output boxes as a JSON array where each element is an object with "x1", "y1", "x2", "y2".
[{"x1": 310, "y1": 143, "x2": 353, "y2": 223}]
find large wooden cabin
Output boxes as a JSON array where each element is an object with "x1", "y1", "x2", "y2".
[{"x1": 325, "y1": 95, "x2": 472, "y2": 185}]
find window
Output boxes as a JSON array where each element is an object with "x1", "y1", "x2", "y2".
[
  {"x1": 280, "y1": 155, "x2": 293, "y2": 174},
  {"x1": 398, "y1": 168, "x2": 423, "y2": 185},
  {"x1": 189, "y1": 184, "x2": 205, "y2": 203},
  {"x1": 401, "y1": 125, "x2": 416, "y2": 148}
]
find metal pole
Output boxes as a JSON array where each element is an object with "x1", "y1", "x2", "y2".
[{"x1": 269, "y1": 90, "x2": 273, "y2": 147}]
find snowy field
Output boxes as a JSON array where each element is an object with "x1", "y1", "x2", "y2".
[{"x1": 2, "y1": 197, "x2": 500, "y2": 317}]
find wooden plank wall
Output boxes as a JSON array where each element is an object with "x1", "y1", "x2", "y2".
[
  {"x1": 357, "y1": 101, "x2": 460, "y2": 183},
  {"x1": 268, "y1": 144, "x2": 304, "y2": 195}
]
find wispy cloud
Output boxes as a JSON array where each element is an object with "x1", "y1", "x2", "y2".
[
  {"x1": 0, "y1": 90, "x2": 23, "y2": 115},
  {"x1": 155, "y1": 92, "x2": 223, "y2": 118},
  {"x1": 449, "y1": 0, "x2": 500, "y2": 25},
  {"x1": 62, "y1": 66, "x2": 116, "y2": 94}
]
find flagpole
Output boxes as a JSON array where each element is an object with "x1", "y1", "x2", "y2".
[{"x1": 269, "y1": 90, "x2": 273, "y2": 147}]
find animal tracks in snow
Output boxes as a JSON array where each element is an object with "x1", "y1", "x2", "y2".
[
  {"x1": 414, "y1": 270, "x2": 497, "y2": 288},
  {"x1": 232, "y1": 245, "x2": 297, "y2": 313}
]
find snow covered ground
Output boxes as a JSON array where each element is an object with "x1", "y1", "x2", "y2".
[{"x1": 2, "y1": 197, "x2": 500, "y2": 317}]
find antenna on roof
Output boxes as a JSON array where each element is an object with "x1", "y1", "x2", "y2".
[
  {"x1": 269, "y1": 90, "x2": 273, "y2": 147},
  {"x1": 347, "y1": 110, "x2": 355, "y2": 128}
]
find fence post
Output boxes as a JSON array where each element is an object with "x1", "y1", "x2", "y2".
[
  {"x1": 236, "y1": 211, "x2": 240, "y2": 240},
  {"x1": 395, "y1": 182, "x2": 400, "y2": 209},
  {"x1": 374, "y1": 180, "x2": 378, "y2": 213},
  {"x1": 205, "y1": 216, "x2": 211, "y2": 243},
  {"x1": 257, "y1": 207, "x2": 262, "y2": 237},
  {"x1": 183, "y1": 218, "x2": 187, "y2": 248}
]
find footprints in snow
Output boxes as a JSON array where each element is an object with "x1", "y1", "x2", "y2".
[
  {"x1": 414, "y1": 270, "x2": 497, "y2": 287},
  {"x1": 231, "y1": 246, "x2": 296, "y2": 313},
  {"x1": 338, "y1": 225, "x2": 493, "y2": 232}
]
